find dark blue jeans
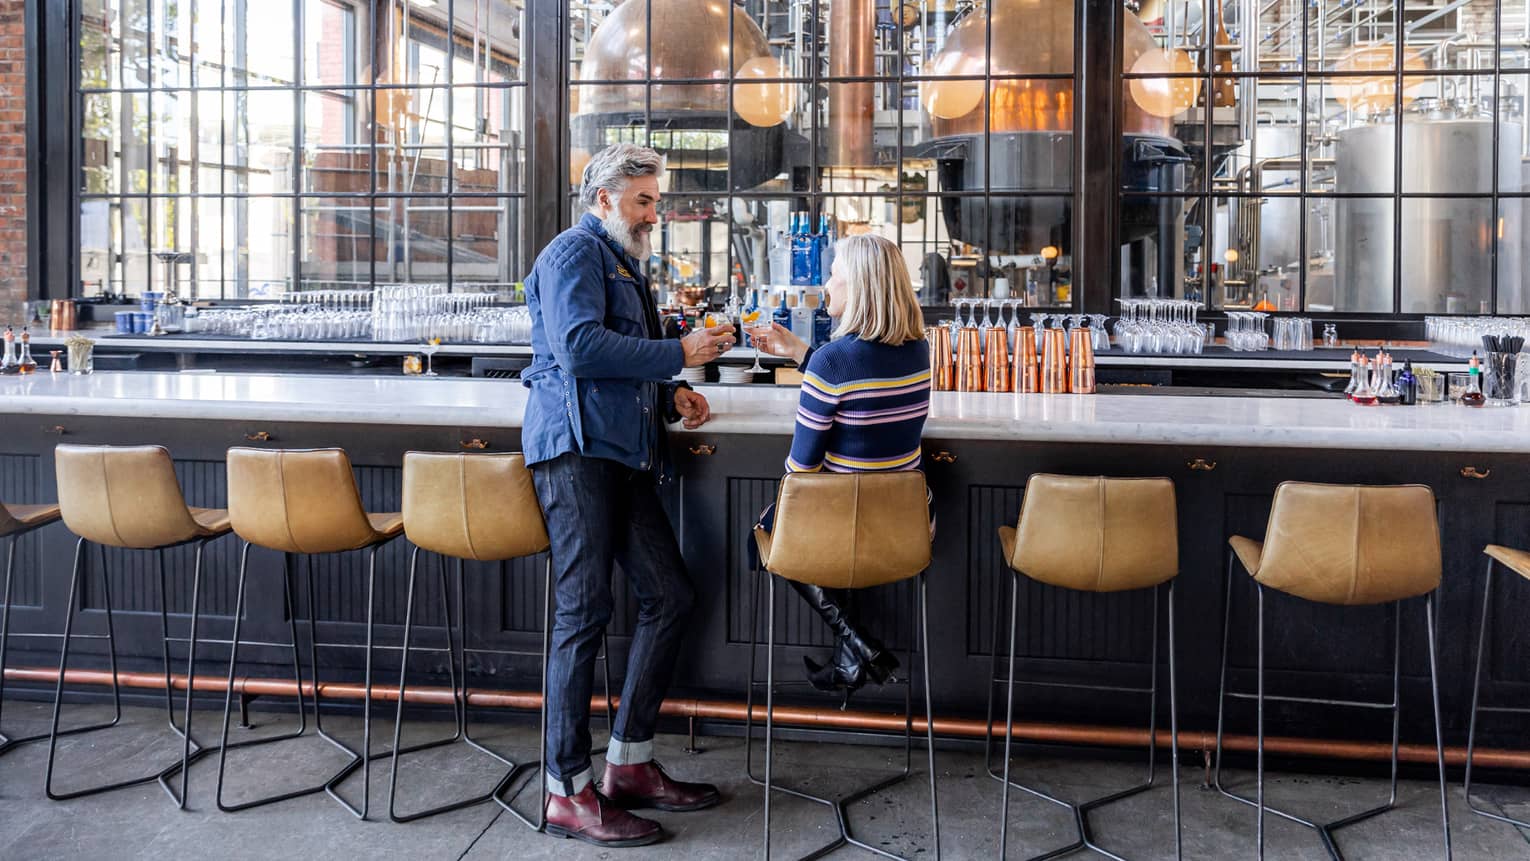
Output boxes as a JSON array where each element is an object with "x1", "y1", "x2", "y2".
[{"x1": 531, "y1": 452, "x2": 696, "y2": 792}]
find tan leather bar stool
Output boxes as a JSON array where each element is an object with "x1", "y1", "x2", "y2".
[
  {"x1": 746, "y1": 471, "x2": 940, "y2": 861},
  {"x1": 1213, "y1": 482, "x2": 1450, "y2": 860},
  {"x1": 389, "y1": 450, "x2": 616, "y2": 829},
  {"x1": 990, "y1": 475, "x2": 1182, "y2": 861},
  {"x1": 47, "y1": 444, "x2": 233, "y2": 808},
  {"x1": 217, "y1": 447, "x2": 403, "y2": 820},
  {"x1": 1463, "y1": 544, "x2": 1530, "y2": 832},
  {"x1": 0, "y1": 496, "x2": 62, "y2": 757}
]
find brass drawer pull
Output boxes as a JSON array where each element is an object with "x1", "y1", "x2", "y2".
[
  {"x1": 931, "y1": 450, "x2": 957, "y2": 464},
  {"x1": 244, "y1": 431, "x2": 272, "y2": 442},
  {"x1": 461, "y1": 438, "x2": 490, "y2": 450},
  {"x1": 689, "y1": 444, "x2": 716, "y2": 456},
  {"x1": 1186, "y1": 458, "x2": 1217, "y2": 472},
  {"x1": 1461, "y1": 465, "x2": 1492, "y2": 480}
]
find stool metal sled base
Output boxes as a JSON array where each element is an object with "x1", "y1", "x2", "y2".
[
  {"x1": 1212, "y1": 553, "x2": 1452, "y2": 861},
  {"x1": 985, "y1": 575, "x2": 1182, "y2": 861},
  {"x1": 0, "y1": 528, "x2": 122, "y2": 759},
  {"x1": 213, "y1": 542, "x2": 453, "y2": 819},
  {"x1": 1463, "y1": 554, "x2": 1530, "y2": 833},
  {"x1": 744, "y1": 567, "x2": 941, "y2": 861},
  {"x1": 386, "y1": 552, "x2": 617, "y2": 829},
  {"x1": 44, "y1": 537, "x2": 221, "y2": 808}
]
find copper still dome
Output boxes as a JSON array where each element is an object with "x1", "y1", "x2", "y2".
[
  {"x1": 924, "y1": 0, "x2": 1172, "y2": 138},
  {"x1": 575, "y1": 0, "x2": 773, "y2": 116}
]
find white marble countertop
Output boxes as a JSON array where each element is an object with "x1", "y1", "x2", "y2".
[{"x1": 3, "y1": 370, "x2": 1530, "y2": 453}]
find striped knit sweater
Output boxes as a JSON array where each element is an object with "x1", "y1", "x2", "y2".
[{"x1": 786, "y1": 336, "x2": 932, "y2": 474}]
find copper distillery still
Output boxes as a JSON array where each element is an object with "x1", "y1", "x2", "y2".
[
  {"x1": 918, "y1": 0, "x2": 1190, "y2": 256},
  {"x1": 572, "y1": 0, "x2": 799, "y2": 192}
]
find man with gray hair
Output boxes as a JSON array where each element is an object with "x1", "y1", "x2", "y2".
[{"x1": 521, "y1": 142, "x2": 731, "y2": 847}]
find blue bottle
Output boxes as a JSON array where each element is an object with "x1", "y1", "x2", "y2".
[
  {"x1": 816, "y1": 214, "x2": 836, "y2": 284},
  {"x1": 790, "y1": 213, "x2": 812, "y2": 287},
  {"x1": 812, "y1": 290, "x2": 833, "y2": 347},
  {"x1": 772, "y1": 290, "x2": 793, "y2": 335}
]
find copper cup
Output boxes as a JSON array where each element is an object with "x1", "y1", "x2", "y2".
[
  {"x1": 1069, "y1": 326, "x2": 1097, "y2": 394},
  {"x1": 956, "y1": 327, "x2": 984, "y2": 392},
  {"x1": 1013, "y1": 326, "x2": 1039, "y2": 393},
  {"x1": 984, "y1": 327, "x2": 1011, "y2": 392},
  {"x1": 1041, "y1": 327, "x2": 1069, "y2": 393},
  {"x1": 49, "y1": 299, "x2": 77, "y2": 333},
  {"x1": 926, "y1": 325, "x2": 954, "y2": 391}
]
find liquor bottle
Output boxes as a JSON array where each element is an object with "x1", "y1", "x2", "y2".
[
  {"x1": 790, "y1": 213, "x2": 813, "y2": 287},
  {"x1": 0, "y1": 326, "x2": 16, "y2": 375},
  {"x1": 817, "y1": 214, "x2": 836, "y2": 284},
  {"x1": 17, "y1": 328, "x2": 37, "y2": 375},
  {"x1": 1351, "y1": 357, "x2": 1378, "y2": 405},
  {"x1": 1397, "y1": 360, "x2": 1418, "y2": 405},
  {"x1": 773, "y1": 290, "x2": 794, "y2": 336},
  {"x1": 1462, "y1": 352, "x2": 1487, "y2": 407},
  {"x1": 1376, "y1": 350, "x2": 1399, "y2": 404},
  {"x1": 791, "y1": 290, "x2": 816, "y2": 345},
  {"x1": 1344, "y1": 348, "x2": 1362, "y2": 399},
  {"x1": 812, "y1": 290, "x2": 833, "y2": 348}
]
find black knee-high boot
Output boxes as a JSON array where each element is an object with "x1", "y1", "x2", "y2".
[{"x1": 787, "y1": 581, "x2": 899, "y2": 695}]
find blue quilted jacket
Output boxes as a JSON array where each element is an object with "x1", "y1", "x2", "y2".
[{"x1": 521, "y1": 214, "x2": 687, "y2": 472}]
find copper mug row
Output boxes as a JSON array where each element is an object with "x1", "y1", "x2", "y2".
[{"x1": 927, "y1": 324, "x2": 1093, "y2": 394}]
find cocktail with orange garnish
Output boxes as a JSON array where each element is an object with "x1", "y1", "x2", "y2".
[
  {"x1": 742, "y1": 306, "x2": 771, "y2": 375},
  {"x1": 421, "y1": 335, "x2": 442, "y2": 377}
]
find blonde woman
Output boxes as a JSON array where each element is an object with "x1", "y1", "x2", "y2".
[{"x1": 751, "y1": 233, "x2": 931, "y2": 697}]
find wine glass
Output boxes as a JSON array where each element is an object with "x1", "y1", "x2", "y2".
[
  {"x1": 741, "y1": 302, "x2": 770, "y2": 375},
  {"x1": 420, "y1": 319, "x2": 442, "y2": 377}
]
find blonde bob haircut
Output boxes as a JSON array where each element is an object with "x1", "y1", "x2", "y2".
[{"x1": 830, "y1": 233, "x2": 926, "y2": 345}]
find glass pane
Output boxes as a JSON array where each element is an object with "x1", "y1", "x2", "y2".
[
  {"x1": 304, "y1": 0, "x2": 360, "y2": 86},
  {"x1": 118, "y1": 197, "x2": 153, "y2": 296},
  {"x1": 1308, "y1": 0, "x2": 1399, "y2": 72},
  {"x1": 1507, "y1": 0, "x2": 1530, "y2": 70},
  {"x1": 155, "y1": 0, "x2": 185, "y2": 89},
  {"x1": 450, "y1": 0, "x2": 523, "y2": 84},
  {"x1": 1504, "y1": 71, "x2": 1530, "y2": 191},
  {"x1": 1320, "y1": 78, "x2": 1398, "y2": 195},
  {"x1": 300, "y1": 196, "x2": 372, "y2": 290},
  {"x1": 232, "y1": 0, "x2": 296, "y2": 87},
  {"x1": 371, "y1": 196, "x2": 452, "y2": 285},
  {"x1": 1119, "y1": 194, "x2": 1192, "y2": 301},
  {"x1": 1210, "y1": 195, "x2": 1306, "y2": 310},
  {"x1": 79, "y1": 198, "x2": 116, "y2": 296},
  {"x1": 151, "y1": 90, "x2": 191, "y2": 195},
  {"x1": 1220, "y1": 100, "x2": 1304, "y2": 201},
  {"x1": 451, "y1": 196, "x2": 525, "y2": 294},
  {"x1": 239, "y1": 196, "x2": 296, "y2": 297},
  {"x1": 1329, "y1": 195, "x2": 1395, "y2": 312},
  {"x1": 1499, "y1": 198, "x2": 1530, "y2": 313},
  {"x1": 121, "y1": 93, "x2": 152, "y2": 194},
  {"x1": 1403, "y1": 101, "x2": 1499, "y2": 195},
  {"x1": 303, "y1": 88, "x2": 364, "y2": 194},
  {"x1": 81, "y1": 92, "x2": 118, "y2": 195},
  {"x1": 193, "y1": 0, "x2": 225, "y2": 87},
  {"x1": 122, "y1": 0, "x2": 150, "y2": 87},
  {"x1": 1403, "y1": 197, "x2": 1493, "y2": 313},
  {"x1": 232, "y1": 90, "x2": 297, "y2": 196},
  {"x1": 79, "y1": 0, "x2": 117, "y2": 90},
  {"x1": 1406, "y1": 0, "x2": 1486, "y2": 70},
  {"x1": 452, "y1": 86, "x2": 525, "y2": 194}
]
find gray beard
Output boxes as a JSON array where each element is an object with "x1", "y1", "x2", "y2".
[{"x1": 600, "y1": 212, "x2": 653, "y2": 261}]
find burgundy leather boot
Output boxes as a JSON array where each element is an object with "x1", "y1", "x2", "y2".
[
  {"x1": 600, "y1": 761, "x2": 722, "y2": 812},
  {"x1": 544, "y1": 785, "x2": 664, "y2": 848}
]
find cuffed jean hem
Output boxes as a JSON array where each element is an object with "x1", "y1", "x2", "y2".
[
  {"x1": 605, "y1": 736, "x2": 654, "y2": 767},
  {"x1": 546, "y1": 767, "x2": 593, "y2": 797}
]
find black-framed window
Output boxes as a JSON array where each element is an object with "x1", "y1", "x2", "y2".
[
  {"x1": 564, "y1": 0, "x2": 1083, "y2": 310},
  {"x1": 1125, "y1": 0, "x2": 1530, "y2": 315},
  {"x1": 75, "y1": 0, "x2": 530, "y2": 301}
]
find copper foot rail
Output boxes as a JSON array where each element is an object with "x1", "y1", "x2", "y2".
[{"x1": 6, "y1": 665, "x2": 1529, "y2": 770}]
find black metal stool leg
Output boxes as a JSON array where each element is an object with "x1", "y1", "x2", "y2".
[
  {"x1": 1464, "y1": 559, "x2": 1530, "y2": 831},
  {"x1": 920, "y1": 573, "x2": 942, "y2": 860},
  {"x1": 1425, "y1": 593, "x2": 1453, "y2": 860},
  {"x1": 158, "y1": 538, "x2": 215, "y2": 808},
  {"x1": 45, "y1": 538, "x2": 181, "y2": 801},
  {"x1": 325, "y1": 544, "x2": 381, "y2": 819},
  {"x1": 985, "y1": 561, "x2": 1009, "y2": 782},
  {"x1": 1167, "y1": 580, "x2": 1182, "y2": 861},
  {"x1": 215, "y1": 543, "x2": 341, "y2": 813},
  {"x1": 495, "y1": 554, "x2": 558, "y2": 831},
  {"x1": 388, "y1": 547, "x2": 520, "y2": 824}
]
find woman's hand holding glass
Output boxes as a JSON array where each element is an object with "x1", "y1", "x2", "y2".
[{"x1": 750, "y1": 322, "x2": 810, "y2": 366}]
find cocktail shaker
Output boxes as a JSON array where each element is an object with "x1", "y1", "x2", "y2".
[
  {"x1": 1069, "y1": 325, "x2": 1097, "y2": 394},
  {"x1": 1041, "y1": 327, "x2": 1069, "y2": 393},
  {"x1": 926, "y1": 325, "x2": 954, "y2": 391},
  {"x1": 984, "y1": 326, "x2": 1011, "y2": 392},
  {"x1": 956, "y1": 327, "x2": 984, "y2": 392},
  {"x1": 1014, "y1": 326, "x2": 1040, "y2": 393}
]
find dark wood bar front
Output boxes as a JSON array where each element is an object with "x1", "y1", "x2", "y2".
[{"x1": 2, "y1": 374, "x2": 1528, "y2": 760}]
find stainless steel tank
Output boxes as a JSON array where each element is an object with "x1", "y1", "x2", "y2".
[{"x1": 1335, "y1": 118, "x2": 1524, "y2": 313}]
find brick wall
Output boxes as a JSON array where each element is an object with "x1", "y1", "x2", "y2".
[{"x1": 0, "y1": 0, "x2": 24, "y2": 324}]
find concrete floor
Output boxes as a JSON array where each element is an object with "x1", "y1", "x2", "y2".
[{"x1": 1, "y1": 700, "x2": 1528, "y2": 860}]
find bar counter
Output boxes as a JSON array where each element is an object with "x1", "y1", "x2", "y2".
[
  {"x1": 2, "y1": 371, "x2": 1528, "y2": 754},
  {"x1": 2, "y1": 370, "x2": 1525, "y2": 451}
]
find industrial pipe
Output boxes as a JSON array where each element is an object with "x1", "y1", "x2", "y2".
[{"x1": 6, "y1": 665, "x2": 1529, "y2": 770}]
